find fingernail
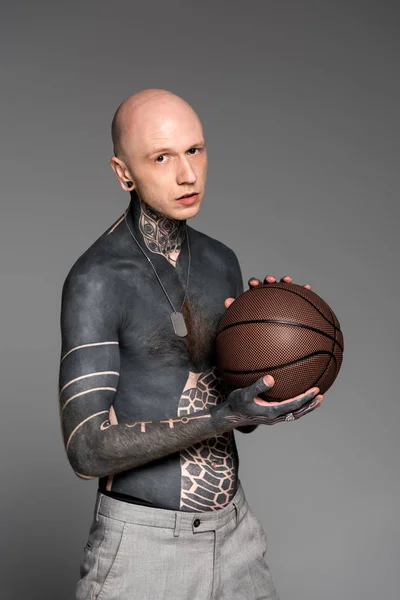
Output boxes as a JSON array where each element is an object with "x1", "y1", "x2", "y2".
[{"x1": 264, "y1": 374, "x2": 274, "y2": 386}]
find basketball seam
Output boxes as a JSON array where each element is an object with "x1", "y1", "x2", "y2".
[
  {"x1": 312, "y1": 305, "x2": 341, "y2": 391},
  {"x1": 267, "y1": 284, "x2": 338, "y2": 328},
  {"x1": 219, "y1": 284, "x2": 339, "y2": 330},
  {"x1": 222, "y1": 350, "x2": 337, "y2": 374},
  {"x1": 216, "y1": 319, "x2": 344, "y2": 352}
]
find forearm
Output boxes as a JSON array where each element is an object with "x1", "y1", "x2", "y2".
[{"x1": 78, "y1": 403, "x2": 238, "y2": 478}]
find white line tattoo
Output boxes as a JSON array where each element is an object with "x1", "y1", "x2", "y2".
[
  {"x1": 61, "y1": 341, "x2": 119, "y2": 363},
  {"x1": 74, "y1": 471, "x2": 96, "y2": 480},
  {"x1": 107, "y1": 209, "x2": 128, "y2": 235},
  {"x1": 66, "y1": 410, "x2": 109, "y2": 451},
  {"x1": 59, "y1": 371, "x2": 119, "y2": 395},
  {"x1": 62, "y1": 387, "x2": 117, "y2": 411}
]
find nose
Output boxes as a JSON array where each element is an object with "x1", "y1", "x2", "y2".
[{"x1": 176, "y1": 156, "x2": 197, "y2": 185}]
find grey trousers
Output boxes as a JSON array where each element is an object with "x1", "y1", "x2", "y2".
[{"x1": 75, "y1": 479, "x2": 279, "y2": 600}]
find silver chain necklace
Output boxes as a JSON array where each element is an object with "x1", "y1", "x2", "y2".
[{"x1": 124, "y1": 209, "x2": 191, "y2": 337}]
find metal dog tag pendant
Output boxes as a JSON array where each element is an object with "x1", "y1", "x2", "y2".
[{"x1": 170, "y1": 312, "x2": 188, "y2": 337}]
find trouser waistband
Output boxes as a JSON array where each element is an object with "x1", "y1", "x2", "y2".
[{"x1": 94, "y1": 480, "x2": 248, "y2": 536}]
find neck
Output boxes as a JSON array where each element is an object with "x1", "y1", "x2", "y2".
[{"x1": 126, "y1": 188, "x2": 186, "y2": 267}]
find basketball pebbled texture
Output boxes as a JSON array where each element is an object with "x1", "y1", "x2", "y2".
[{"x1": 215, "y1": 282, "x2": 344, "y2": 401}]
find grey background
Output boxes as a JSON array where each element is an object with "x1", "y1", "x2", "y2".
[{"x1": 1, "y1": 1, "x2": 398, "y2": 598}]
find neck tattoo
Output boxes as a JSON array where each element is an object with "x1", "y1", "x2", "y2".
[{"x1": 139, "y1": 200, "x2": 185, "y2": 267}]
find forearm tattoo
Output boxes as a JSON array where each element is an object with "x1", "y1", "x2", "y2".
[{"x1": 59, "y1": 337, "x2": 234, "y2": 480}]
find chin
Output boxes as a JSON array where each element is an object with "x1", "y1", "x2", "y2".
[
  {"x1": 178, "y1": 204, "x2": 201, "y2": 219},
  {"x1": 170, "y1": 200, "x2": 202, "y2": 220}
]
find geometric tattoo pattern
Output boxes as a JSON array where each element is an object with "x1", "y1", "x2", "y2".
[
  {"x1": 139, "y1": 201, "x2": 184, "y2": 267},
  {"x1": 177, "y1": 367, "x2": 238, "y2": 511}
]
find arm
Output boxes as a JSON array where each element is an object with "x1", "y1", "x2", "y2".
[
  {"x1": 228, "y1": 250, "x2": 259, "y2": 434},
  {"x1": 59, "y1": 269, "x2": 236, "y2": 480}
]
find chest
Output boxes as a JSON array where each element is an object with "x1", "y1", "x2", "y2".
[{"x1": 116, "y1": 249, "x2": 236, "y2": 371}]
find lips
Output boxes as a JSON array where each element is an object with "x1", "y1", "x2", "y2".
[
  {"x1": 176, "y1": 193, "x2": 199, "y2": 205},
  {"x1": 178, "y1": 192, "x2": 198, "y2": 199}
]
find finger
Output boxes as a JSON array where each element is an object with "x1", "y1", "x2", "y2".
[
  {"x1": 279, "y1": 276, "x2": 292, "y2": 283},
  {"x1": 248, "y1": 278, "x2": 262, "y2": 287},
  {"x1": 288, "y1": 393, "x2": 324, "y2": 421},
  {"x1": 259, "y1": 386, "x2": 319, "y2": 408},
  {"x1": 255, "y1": 393, "x2": 324, "y2": 425},
  {"x1": 263, "y1": 274, "x2": 276, "y2": 283},
  {"x1": 304, "y1": 284, "x2": 312, "y2": 290},
  {"x1": 246, "y1": 374, "x2": 275, "y2": 399},
  {"x1": 281, "y1": 387, "x2": 320, "y2": 414},
  {"x1": 224, "y1": 297, "x2": 235, "y2": 309},
  {"x1": 254, "y1": 395, "x2": 273, "y2": 406},
  {"x1": 260, "y1": 387, "x2": 320, "y2": 416},
  {"x1": 307, "y1": 393, "x2": 324, "y2": 411}
]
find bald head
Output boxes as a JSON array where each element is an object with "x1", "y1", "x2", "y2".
[
  {"x1": 111, "y1": 88, "x2": 200, "y2": 160},
  {"x1": 109, "y1": 88, "x2": 207, "y2": 221}
]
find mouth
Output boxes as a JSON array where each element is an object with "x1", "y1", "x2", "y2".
[
  {"x1": 177, "y1": 192, "x2": 199, "y2": 199},
  {"x1": 176, "y1": 192, "x2": 200, "y2": 205}
]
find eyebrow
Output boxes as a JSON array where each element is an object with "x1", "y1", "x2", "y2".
[{"x1": 146, "y1": 140, "x2": 205, "y2": 158}]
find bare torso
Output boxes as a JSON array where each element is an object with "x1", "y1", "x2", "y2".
[{"x1": 59, "y1": 194, "x2": 244, "y2": 511}]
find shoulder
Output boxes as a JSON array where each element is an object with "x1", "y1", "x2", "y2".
[
  {"x1": 187, "y1": 225, "x2": 240, "y2": 272},
  {"x1": 61, "y1": 215, "x2": 126, "y2": 303},
  {"x1": 187, "y1": 226, "x2": 243, "y2": 296}
]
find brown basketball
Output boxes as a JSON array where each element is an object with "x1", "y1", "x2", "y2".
[{"x1": 215, "y1": 282, "x2": 344, "y2": 401}]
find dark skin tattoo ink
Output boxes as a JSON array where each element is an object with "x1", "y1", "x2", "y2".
[{"x1": 59, "y1": 189, "x2": 252, "y2": 512}]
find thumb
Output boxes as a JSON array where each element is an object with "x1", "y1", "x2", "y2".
[{"x1": 245, "y1": 374, "x2": 275, "y2": 398}]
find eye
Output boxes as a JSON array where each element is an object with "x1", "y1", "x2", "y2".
[{"x1": 155, "y1": 147, "x2": 202, "y2": 163}]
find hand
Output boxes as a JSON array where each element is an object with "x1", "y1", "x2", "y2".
[
  {"x1": 223, "y1": 274, "x2": 321, "y2": 431},
  {"x1": 224, "y1": 275, "x2": 311, "y2": 309},
  {"x1": 224, "y1": 375, "x2": 324, "y2": 427}
]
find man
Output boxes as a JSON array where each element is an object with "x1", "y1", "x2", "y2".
[{"x1": 59, "y1": 88, "x2": 323, "y2": 600}]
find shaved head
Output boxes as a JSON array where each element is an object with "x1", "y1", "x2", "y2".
[
  {"x1": 111, "y1": 88, "x2": 200, "y2": 160},
  {"x1": 109, "y1": 88, "x2": 207, "y2": 221}
]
